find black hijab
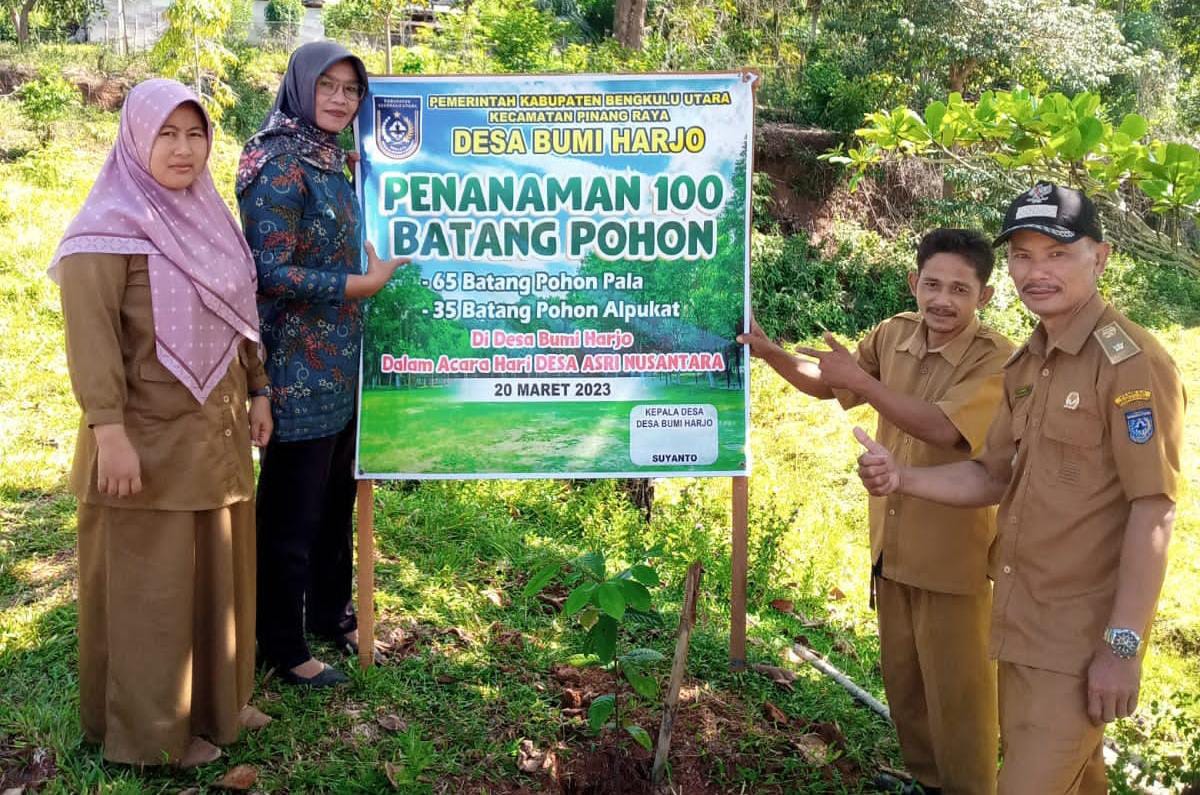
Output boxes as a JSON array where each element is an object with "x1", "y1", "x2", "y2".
[{"x1": 236, "y1": 41, "x2": 368, "y2": 196}]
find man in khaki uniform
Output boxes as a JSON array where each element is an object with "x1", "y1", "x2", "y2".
[
  {"x1": 855, "y1": 184, "x2": 1185, "y2": 793},
  {"x1": 741, "y1": 228, "x2": 1014, "y2": 794}
]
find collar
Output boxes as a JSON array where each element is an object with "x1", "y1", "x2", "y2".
[
  {"x1": 1027, "y1": 292, "x2": 1107, "y2": 358},
  {"x1": 896, "y1": 315, "x2": 980, "y2": 366}
]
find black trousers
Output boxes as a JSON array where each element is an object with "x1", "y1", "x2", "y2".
[{"x1": 256, "y1": 421, "x2": 357, "y2": 670}]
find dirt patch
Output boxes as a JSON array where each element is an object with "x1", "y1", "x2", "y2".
[
  {"x1": 0, "y1": 63, "x2": 131, "y2": 110},
  {"x1": 0, "y1": 738, "x2": 57, "y2": 791}
]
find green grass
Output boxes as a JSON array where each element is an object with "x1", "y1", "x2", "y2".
[
  {"x1": 358, "y1": 383, "x2": 747, "y2": 476},
  {"x1": 1, "y1": 83, "x2": 1199, "y2": 792}
]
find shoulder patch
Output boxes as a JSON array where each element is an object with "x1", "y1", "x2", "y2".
[
  {"x1": 1115, "y1": 389, "x2": 1152, "y2": 407},
  {"x1": 1093, "y1": 322, "x2": 1142, "y2": 365}
]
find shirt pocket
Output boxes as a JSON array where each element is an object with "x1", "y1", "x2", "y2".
[
  {"x1": 128, "y1": 358, "x2": 194, "y2": 424},
  {"x1": 1042, "y1": 409, "x2": 1103, "y2": 489}
]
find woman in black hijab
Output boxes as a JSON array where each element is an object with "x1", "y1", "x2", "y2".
[{"x1": 238, "y1": 42, "x2": 406, "y2": 687}]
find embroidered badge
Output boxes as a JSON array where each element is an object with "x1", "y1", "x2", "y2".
[
  {"x1": 1064, "y1": 391, "x2": 1080, "y2": 410},
  {"x1": 1015, "y1": 385, "x2": 1032, "y2": 398},
  {"x1": 1115, "y1": 389, "x2": 1152, "y2": 407},
  {"x1": 1027, "y1": 183, "x2": 1053, "y2": 203},
  {"x1": 1093, "y1": 322, "x2": 1142, "y2": 365},
  {"x1": 1125, "y1": 408, "x2": 1154, "y2": 444}
]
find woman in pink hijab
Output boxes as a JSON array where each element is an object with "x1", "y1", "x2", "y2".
[{"x1": 51, "y1": 79, "x2": 272, "y2": 768}]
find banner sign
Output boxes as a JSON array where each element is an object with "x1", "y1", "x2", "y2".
[{"x1": 354, "y1": 72, "x2": 755, "y2": 479}]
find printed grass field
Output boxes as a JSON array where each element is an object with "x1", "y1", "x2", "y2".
[{"x1": 357, "y1": 383, "x2": 747, "y2": 476}]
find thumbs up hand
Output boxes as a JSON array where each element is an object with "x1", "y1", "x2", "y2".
[
  {"x1": 854, "y1": 426, "x2": 901, "y2": 496},
  {"x1": 796, "y1": 332, "x2": 869, "y2": 391}
]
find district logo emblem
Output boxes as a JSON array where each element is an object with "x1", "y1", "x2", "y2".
[
  {"x1": 1125, "y1": 408, "x2": 1154, "y2": 444},
  {"x1": 375, "y1": 96, "x2": 421, "y2": 160}
]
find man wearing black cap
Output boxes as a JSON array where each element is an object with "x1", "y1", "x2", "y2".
[{"x1": 853, "y1": 183, "x2": 1185, "y2": 793}]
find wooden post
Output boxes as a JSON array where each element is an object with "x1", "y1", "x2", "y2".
[
  {"x1": 729, "y1": 476, "x2": 748, "y2": 669},
  {"x1": 651, "y1": 562, "x2": 703, "y2": 787},
  {"x1": 356, "y1": 479, "x2": 376, "y2": 670}
]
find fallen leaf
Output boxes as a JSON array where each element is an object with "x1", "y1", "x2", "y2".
[
  {"x1": 828, "y1": 586, "x2": 846, "y2": 601},
  {"x1": 482, "y1": 588, "x2": 508, "y2": 608},
  {"x1": 561, "y1": 688, "x2": 584, "y2": 709},
  {"x1": 769, "y1": 598, "x2": 794, "y2": 614},
  {"x1": 794, "y1": 634, "x2": 813, "y2": 648},
  {"x1": 749, "y1": 663, "x2": 796, "y2": 692},
  {"x1": 537, "y1": 592, "x2": 566, "y2": 612},
  {"x1": 516, "y1": 739, "x2": 556, "y2": 774},
  {"x1": 833, "y1": 637, "x2": 858, "y2": 658},
  {"x1": 435, "y1": 674, "x2": 456, "y2": 684},
  {"x1": 762, "y1": 701, "x2": 788, "y2": 724},
  {"x1": 214, "y1": 764, "x2": 258, "y2": 791},
  {"x1": 441, "y1": 627, "x2": 474, "y2": 646},
  {"x1": 793, "y1": 733, "x2": 829, "y2": 766},
  {"x1": 383, "y1": 761, "x2": 403, "y2": 788},
  {"x1": 377, "y1": 714, "x2": 408, "y2": 733}
]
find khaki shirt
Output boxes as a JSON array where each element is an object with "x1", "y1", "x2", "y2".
[
  {"x1": 60, "y1": 253, "x2": 268, "y2": 511},
  {"x1": 977, "y1": 293, "x2": 1185, "y2": 676},
  {"x1": 836, "y1": 313, "x2": 1014, "y2": 594}
]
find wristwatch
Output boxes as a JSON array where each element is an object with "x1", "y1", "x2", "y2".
[
  {"x1": 249, "y1": 386, "x2": 271, "y2": 399},
  {"x1": 1103, "y1": 627, "x2": 1142, "y2": 660}
]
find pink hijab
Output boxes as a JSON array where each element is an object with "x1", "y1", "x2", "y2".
[{"x1": 49, "y1": 78, "x2": 260, "y2": 405}]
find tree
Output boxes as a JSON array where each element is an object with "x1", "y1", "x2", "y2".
[
  {"x1": 153, "y1": 0, "x2": 237, "y2": 116},
  {"x1": 5, "y1": 0, "x2": 39, "y2": 44},
  {"x1": 828, "y1": 89, "x2": 1200, "y2": 271},
  {"x1": 612, "y1": 0, "x2": 645, "y2": 49}
]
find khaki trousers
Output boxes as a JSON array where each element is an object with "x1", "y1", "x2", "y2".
[
  {"x1": 997, "y1": 662, "x2": 1106, "y2": 794},
  {"x1": 876, "y1": 576, "x2": 998, "y2": 795},
  {"x1": 76, "y1": 500, "x2": 256, "y2": 765}
]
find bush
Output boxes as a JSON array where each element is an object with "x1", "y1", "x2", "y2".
[
  {"x1": 750, "y1": 228, "x2": 912, "y2": 341},
  {"x1": 264, "y1": 0, "x2": 304, "y2": 40},
  {"x1": 16, "y1": 73, "x2": 80, "y2": 143}
]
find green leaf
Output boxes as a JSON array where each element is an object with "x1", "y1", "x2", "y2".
[
  {"x1": 564, "y1": 653, "x2": 601, "y2": 667},
  {"x1": 587, "y1": 616, "x2": 618, "y2": 663},
  {"x1": 574, "y1": 551, "x2": 606, "y2": 580},
  {"x1": 578, "y1": 604, "x2": 600, "y2": 630},
  {"x1": 624, "y1": 724, "x2": 653, "y2": 751},
  {"x1": 596, "y1": 581, "x2": 626, "y2": 620},
  {"x1": 619, "y1": 647, "x2": 666, "y2": 665},
  {"x1": 923, "y1": 100, "x2": 946, "y2": 136},
  {"x1": 622, "y1": 664, "x2": 659, "y2": 700},
  {"x1": 1078, "y1": 118, "x2": 1104, "y2": 153},
  {"x1": 564, "y1": 583, "x2": 596, "y2": 617},
  {"x1": 1118, "y1": 113, "x2": 1147, "y2": 140},
  {"x1": 588, "y1": 694, "x2": 615, "y2": 732},
  {"x1": 521, "y1": 562, "x2": 562, "y2": 597},
  {"x1": 629, "y1": 564, "x2": 660, "y2": 587},
  {"x1": 616, "y1": 579, "x2": 651, "y2": 612}
]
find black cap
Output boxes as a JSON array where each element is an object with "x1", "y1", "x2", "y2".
[{"x1": 993, "y1": 182, "x2": 1104, "y2": 247}]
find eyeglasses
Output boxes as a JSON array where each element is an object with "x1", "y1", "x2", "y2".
[{"x1": 316, "y1": 75, "x2": 365, "y2": 102}]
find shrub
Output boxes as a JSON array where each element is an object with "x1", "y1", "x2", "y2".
[
  {"x1": 264, "y1": 0, "x2": 304, "y2": 41},
  {"x1": 16, "y1": 73, "x2": 80, "y2": 143}
]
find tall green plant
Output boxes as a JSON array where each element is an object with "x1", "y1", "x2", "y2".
[
  {"x1": 153, "y1": 0, "x2": 237, "y2": 118},
  {"x1": 826, "y1": 89, "x2": 1200, "y2": 272},
  {"x1": 16, "y1": 72, "x2": 78, "y2": 142},
  {"x1": 524, "y1": 551, "x2": 664, "y2": 751}
]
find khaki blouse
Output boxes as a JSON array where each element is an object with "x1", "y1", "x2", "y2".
[{"x1": 59, "y1": 253, "x2": 268, "y2": 511}]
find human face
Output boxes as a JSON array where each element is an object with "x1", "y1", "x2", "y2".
[
  {"x1": 313, "y1": 60, "x2": 363, "y2": 133},
  {"x1": 148, "y1": 102, "x2": 208, "y2": 190},
  {"x1": 1005, "y1": 229, "x2": 1109, "y2": 332},
  {"x1": 907, "y1": 252, "x2": 992, "y2": 348}
]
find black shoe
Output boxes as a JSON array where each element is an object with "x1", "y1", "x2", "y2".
[{"x1": 279, "y1": 663, "x2": 349, "y2": 688}]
